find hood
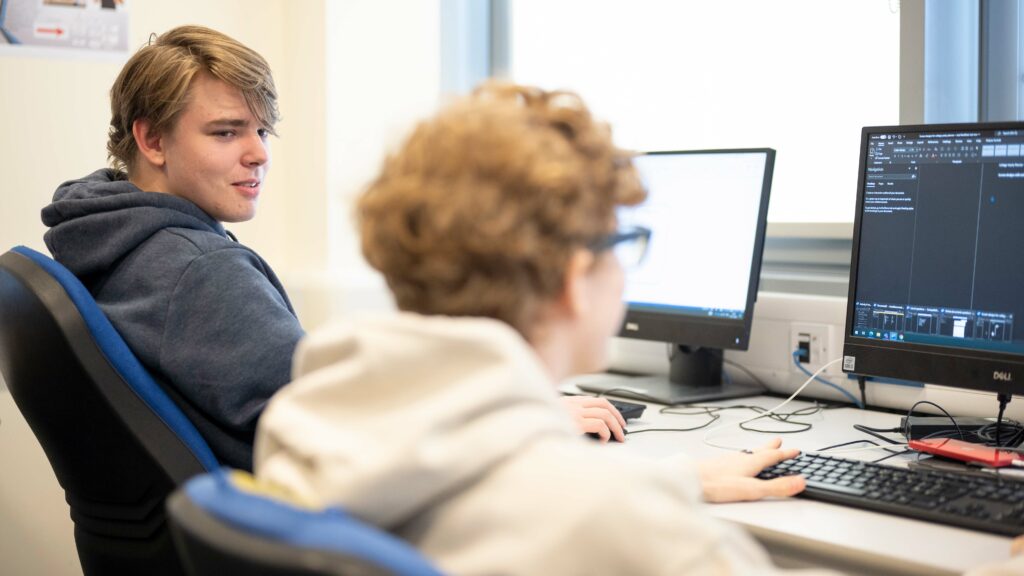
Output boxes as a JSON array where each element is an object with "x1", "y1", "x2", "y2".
[
  {"x1": 255, "y1": 313, "x2": 576, "y2": 528},
  {"x1": 41, "y1": 169, "x2": 226, "y2": 277}
]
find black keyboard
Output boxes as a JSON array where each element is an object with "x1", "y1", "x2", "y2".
[
  {"x1": 608, "y1": 398, "x2": 646, "y2": 420},
  {"x1": 758, "y1": 452, "x2": 1024, "y2": 536}
]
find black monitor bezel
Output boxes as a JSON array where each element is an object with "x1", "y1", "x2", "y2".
[
  {"x1": 843, "y1": 121, "x2": 1024, "y2": 395},
  {"x1": 617, "y1": 148, "x2": 775, "y2": 351}
]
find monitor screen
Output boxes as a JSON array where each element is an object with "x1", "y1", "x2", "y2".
[
  {"x1": 577, "y1": 149, "x2": 774, "y2": 404},
  {"x1": 844, "y1": 122, "x2": 1024, "y2": 395},
  {"x1": 619, "y1": 149, "x2": 774, "y2": 349}
]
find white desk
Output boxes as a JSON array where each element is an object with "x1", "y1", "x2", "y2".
[{"x1": 565, "y1": 385, "x2": 1017, "y2": 575}]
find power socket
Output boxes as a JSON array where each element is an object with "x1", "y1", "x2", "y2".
[{"x1": 790, "y1": 322, "x2": 834, "y2": 374}]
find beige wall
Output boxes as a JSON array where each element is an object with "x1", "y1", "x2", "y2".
[{"x1": 0, "y1": 1, "x2": 440, "y2": 574}]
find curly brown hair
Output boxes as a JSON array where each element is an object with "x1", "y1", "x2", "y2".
[
  {"x1": 358, "y1": 82, "x2": 647, "y2": 336},
  {"x1": 107, "y1": 25, "x2": 279, "y2": 174}
]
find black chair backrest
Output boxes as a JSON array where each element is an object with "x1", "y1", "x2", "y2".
[{"x1": 0, "y1": 247, "x2": 218, "y2": 575}]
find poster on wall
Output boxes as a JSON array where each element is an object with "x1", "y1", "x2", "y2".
[{"x1": 0, "y1": 0, "x2": 129, "y2": 58}]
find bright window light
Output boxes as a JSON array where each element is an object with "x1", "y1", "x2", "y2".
[{"x1": 509, "y1": 0, "x2": 901, "y2": 223}]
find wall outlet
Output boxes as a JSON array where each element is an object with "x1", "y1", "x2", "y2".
[{"x1": 790, "y1": 322, "x2": 833, "y2": 374}]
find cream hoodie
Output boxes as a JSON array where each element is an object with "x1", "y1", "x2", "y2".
[{"x1": 254, "y1": 313, "x2": 1024, "y2": 576}]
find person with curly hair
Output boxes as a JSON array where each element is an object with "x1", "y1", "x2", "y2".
[{"x1": 255, "y1": 83, "x2": 1024, "y2": 574}]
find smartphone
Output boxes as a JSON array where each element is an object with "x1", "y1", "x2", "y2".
[{"x1": 908, "y1": 437, "x2": 1018, "y2": 467}]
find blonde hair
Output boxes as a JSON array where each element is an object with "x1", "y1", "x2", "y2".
[
  {"x1": 107, "y1": 25, "x2": 278, "y2": 174},
  {"x1": 358, "y1": 82, "x2": 647, "y2": 335}
]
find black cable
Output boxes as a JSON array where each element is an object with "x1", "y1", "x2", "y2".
[
  {"x1": 872, "y1": 449, "x2": 913, "y2": 464},
  {"x1": 858, "y1": 375, "x2": 868, "y2": 410},
  {"x1": 630, "y1": 402, "x2": 824, "y2": 436},
  {"x1": 854, "y1": 424, "x2": 902, "y2": 433},
  {"x1": 977, "y1": 420, "x2": 1024, "y2": 447},
  {"x1": 624, "y1": 405, "x2": 723, "y2": 435},
  {"x1": 738, "y1": 404, "x2": 823, "y2": 434},
  {"x1": 852, "y1": 424, "x2": 905, "y2": 446},
  {"x1": 903, "y1": 400, "x2": 964, "y2": 441},
  {"x1": 817, "y1": 439, "x2": 888, "y2": 452},
  {"x1": 740, "y1": 419, "x2": 811, "y2": 434},
  {"x1": 996, "y1": 392, "x2": 1012, "y2": 447},
  {"x1": 816, "y1": 439, "x2": 908, "y2": 464},
  {"x1": 625, "y1": 421, "x2": 719, "y2": 435}
]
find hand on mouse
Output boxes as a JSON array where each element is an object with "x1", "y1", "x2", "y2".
[
  {"x1": 561, "y1": 396, "x2": 626, "y2": 443},
  {"x1": 696, "y1": 438, "x2": 806, "y2": 503}
]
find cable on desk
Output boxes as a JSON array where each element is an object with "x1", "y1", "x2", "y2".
[
  {"x1": 738, "y1": 404, "x2": 824, "y2": 434},
  {"x1": 659, "y1": 404, "x2": 757, "y2": 417},
  {"x1": 977, "y1": 420, "x2": 1024, "y2": 447},
  {"x1": 628, "y1": 403, "x2": 826, "y2": 436},
  {"x1": 702, "y1": 357, "x2": 845, "y2": 451},
  {"x1": 622, "y1": 405, "x2": 723, "y2": 435},
  {"x1": 625, "y1": 422, "x2": 720, "y2": 435},
  {"x1": 791, "y1": 351, "x2": 863, "y2": 408},
  {"x1": 852, "y1": 424, "x2": 904, "y2": 446},
  {"x1": 902, "y1": 401, "x2": 965, "y2": 441},
  {"x1": 817, "y1": 439, "x2": 883, "y2": 452},
  {"x1": 816, "y1": 438, "x2": 909, "y2": 464},
  {"x1": 871, "y1": 449, "x2": 913, "y2": 464}
]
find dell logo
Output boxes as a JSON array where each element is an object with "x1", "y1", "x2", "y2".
[
  {"x1": 625, "y1": 322, "x2": 639, "y2": 331},
  {"x1": 994, "y1": 370, "x2": 1013, "y2": 382}
]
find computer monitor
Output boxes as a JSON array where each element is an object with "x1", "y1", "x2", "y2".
[
  {"x1": 577, "y1": 149, "x2": 775, "y2": 404},
  {"x1": 843, "y1": 122, "x2": 1024, "y2": 398}
]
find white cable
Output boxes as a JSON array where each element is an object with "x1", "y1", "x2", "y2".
[{"x1": 703, "y1": 357, "x2": 845, "y2": 451}]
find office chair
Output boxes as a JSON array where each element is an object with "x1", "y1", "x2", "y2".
[
  {"x1": 0, "y1": 246, "x2": 219, "y2": 575},
  {"x1": 167, "y1": 469, "x2": 444, "y2": 576}
]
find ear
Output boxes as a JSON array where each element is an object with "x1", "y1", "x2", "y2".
[
  {"x1": 131, "y1": 118, "x2": 167, "y2": 168},
  {"x1": 559, "y1": 249, "x2": 595, "y2": 319}
]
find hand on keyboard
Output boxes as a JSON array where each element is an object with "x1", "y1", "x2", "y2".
[
  {"x1": 561, "y1": 395, "x2": 627, "y2": 443},
  {"x1": 760, "y1": 451, "x2": 1024, "y2": 536},
  {"x1": 697, "y1": 438, "x2": 806, "y2": 503}
]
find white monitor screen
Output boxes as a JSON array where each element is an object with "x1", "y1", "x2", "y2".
[{"x1": 622, "y1": 151, "x2": 770, "y2": 319}]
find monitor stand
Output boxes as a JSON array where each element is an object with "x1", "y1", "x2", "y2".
[{"x1": 575, "y1": 345, "x2": 763, "y2": 405}]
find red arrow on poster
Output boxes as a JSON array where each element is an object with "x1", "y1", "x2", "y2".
[{"x1": 36, "y1": 26, "x2": 65, "y2": 37}]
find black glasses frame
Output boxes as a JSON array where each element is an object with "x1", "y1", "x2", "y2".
[{"x1": 587, "y1": 226, "x2": 651, "y2": 253}]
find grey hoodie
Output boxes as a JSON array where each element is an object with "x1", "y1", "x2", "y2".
[{"x1": 42, "y1": 169, "x2": 304, "y2": 470}]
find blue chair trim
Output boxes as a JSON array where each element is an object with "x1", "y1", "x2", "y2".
[
  {"x1": 13, "y1": 245, "x2": 219, "y2": 472},
  {"x1": 185, "y1": 471, "x2": 442, "y2": 576}
]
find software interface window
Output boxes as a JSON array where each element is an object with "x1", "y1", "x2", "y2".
[{"x1": 852, "y1": 128, "x2": 1024, "y2": 355}]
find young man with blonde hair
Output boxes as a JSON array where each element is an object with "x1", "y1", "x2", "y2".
[
  {"x1": 255, "y1": 83, "x2": 1024, "y2": 574},
  {"x1": 42, "y1": 26, "x2": 303, "y2": 470}
]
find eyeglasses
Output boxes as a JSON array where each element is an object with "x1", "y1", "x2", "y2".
[{"x1": 587, "y1": 226, "x2": 651, "y2": 268}]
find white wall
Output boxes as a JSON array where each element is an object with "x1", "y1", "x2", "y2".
[
  {"x1": 0, "y1": 1, "x2": 441, "y2": 574},
  {"x1": 288, "y1": 0, "x2": 443, "y2": 327}
]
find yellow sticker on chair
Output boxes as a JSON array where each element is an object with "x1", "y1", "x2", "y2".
[{"x1": 228, "y1": 470, "x2": 319, "y2": 511}]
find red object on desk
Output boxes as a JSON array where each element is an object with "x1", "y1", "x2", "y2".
[{"x1": 908, "y1": 437, "x2": 1018, "y2": 467}]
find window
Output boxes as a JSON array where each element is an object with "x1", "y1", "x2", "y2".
[{"x1": 506, "y1": 1, "x2": 901, "y2": 223}]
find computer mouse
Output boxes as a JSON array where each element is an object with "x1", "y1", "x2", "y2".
[{"x1": 586, "y1": 431, "x2": 627, "y2": 442}]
